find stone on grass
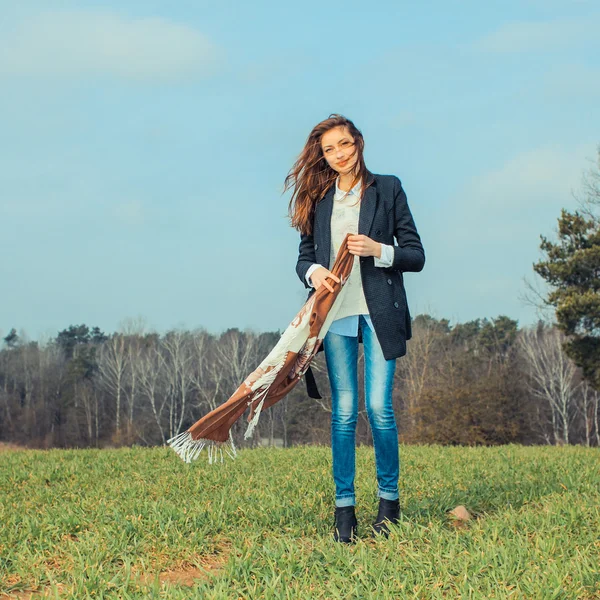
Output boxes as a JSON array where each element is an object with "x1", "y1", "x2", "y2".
[{"x1": 449, "y1": 505, "x2": 471, "y2": 522}]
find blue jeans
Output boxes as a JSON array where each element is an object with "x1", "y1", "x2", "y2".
[{"x1": 323, "y1": 314, "x2": 399, "y2": 507}]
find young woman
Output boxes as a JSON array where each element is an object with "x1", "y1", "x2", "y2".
[{"x1": 285, "y1": 114, "x2": 425, "y2": 543}]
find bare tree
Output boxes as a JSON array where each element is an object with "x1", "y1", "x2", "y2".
[
  {"x1": 118, "y1": 316, "x2": 149, "y2": 337},
  {"x1": 160, "y1": 329, "x2": 196, "y2": 438},
  {"x1": 211, "y1": 328, "x2": 264, "y2": 443},
  {"x1": 518, "y1": 324, "x2": 579, "y2": 445},
  {"x1": 214, "y1": 328, "x2": 261, "y2": 386},
  {"x1": 189, "y1": 329, "x2": 222, "y2": 413},
  {"x1": 123, "y1": 336, "x2": 143, "y2": 437},
  {"x1": 97, "y1": 334, "x2": 128, "y2": 436},
  {"x1": 79, "y1": 380, "x2": 96, "y2": 445},
  {"x1": 278, "y1": 395, "x2": 289, "y2": 447},
  {"x1": 396, "y1": 316, "x2": 442, "y2": 436},
  {"x1": 577, "y1": 144, "x2": 600, "y2": 223},
  {"x1": 138, "y1": 341, "x2": 169, "y2": 444},
  {"x1": 578, "y1": 380, "x2": 600, "y2": 447},
  {"x1": 118, "y1": 318, "x2": 150, "y2": 438}
]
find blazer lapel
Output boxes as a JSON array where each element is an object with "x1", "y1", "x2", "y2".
[
  {"x1": 317, "y1": 171, "x2": 377, "y2": 269},
  {"x1": 316, "y1": 184, "x2": 335, "y2": 268},
  {"x1": 358, "y1": 172, "x2": 377, "y2": 238}
]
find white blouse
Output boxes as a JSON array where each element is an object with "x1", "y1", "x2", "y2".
[
  {"x1": 305, "y1": 177, "x2": 394, "y2": 332},
  {"x1": 305, "y1": 177, "x2": 394, "y2": 286}
]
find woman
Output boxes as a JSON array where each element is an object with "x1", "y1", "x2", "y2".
[{"x1": 285, "y1": 114, "x2": 425, "y2": 543}]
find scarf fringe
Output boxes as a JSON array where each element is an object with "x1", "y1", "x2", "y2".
[
  {"x1": 167, "y1": 430, "x2": 238, "y2": 464},
  {"x1": 243, "y1": 395, "x2": 266, "y2": 440}
]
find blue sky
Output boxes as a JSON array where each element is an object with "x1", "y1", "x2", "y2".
[{"x1": 1, "y1": 0, "x2": 599, "y2": 342}]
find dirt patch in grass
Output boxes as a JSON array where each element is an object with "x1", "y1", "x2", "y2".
[
  {"x1": 1, "y1": 542, "x2": 231, "y2": 598},
  {"x1": 0, "y1": 583, "x2": 65, "y2": 599},
  {"x1": 135, "y1": 539, "x2": 232, "y2": 589},
  {"x1": 143, "y1": 564, "x2": 211, "y2": 587}
]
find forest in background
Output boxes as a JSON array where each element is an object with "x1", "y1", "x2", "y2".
[{"x1": 1, "y1": 314, "x2": 598, "y2": 450}]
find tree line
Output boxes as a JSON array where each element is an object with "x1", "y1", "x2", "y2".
[{"x1": 1, "y1": 315, "x2": 598, "y2": 449}]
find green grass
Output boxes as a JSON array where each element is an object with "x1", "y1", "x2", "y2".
[{"x1": 0, "y1": 443, "x2": 599, "y2": 599}]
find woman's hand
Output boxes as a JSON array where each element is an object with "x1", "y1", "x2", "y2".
[
  {"x1": 347, "y1": 234, "x2": 382, "y2": 258},
  {"x1": 311, "y1": 267, "x2": 340, "y2": 293}
]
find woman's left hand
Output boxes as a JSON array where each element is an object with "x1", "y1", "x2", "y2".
[{"x1": 347, "y1": 234, "x2": 381, "y2": 258}]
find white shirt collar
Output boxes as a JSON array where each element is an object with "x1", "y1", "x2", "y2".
[{"x1": 334, "y1": 176, "x2": 362, "y2": 199}]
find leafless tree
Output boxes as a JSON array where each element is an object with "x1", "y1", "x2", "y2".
[
  {"x1": 118, "y1": 318, "x2": 150, "y2": 438},
  {"x1": 189, "y1": 329, "x2": 221, "y2": 413},
  {"x1": 518, "y1": 324, "x2": 580, "y2": 445},
  {"x1": 79, "y1": 379, "x2": 97, "y2": 445},
  {"x1": 123, "y1": 336, "x2": 143, "y2": 437},
  {"x1": 136, "y1": 341, "x2": 168, "y2": 444},
  {"x1": 577, "y1": 145, "x2": 600, "y2": 223},
  {"x1": 397, "y1": 316, "x2": 440, "y2": 433},
  {"x1": 97, "y1": 334, "x2": 128, "y2": 435},
  {"x1": 160, "y1": 329, "x2": 196, "y2": 438},
  {"x1": 211, "y1": 328, "x2": 264, "y2": 443},
  {"x1": 578, "y1": 379, "x2": 600, "y2": 447}
]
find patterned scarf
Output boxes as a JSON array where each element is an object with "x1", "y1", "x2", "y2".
[{"x1": 167, "y1": 233, "x2": 355, "y2": 463}]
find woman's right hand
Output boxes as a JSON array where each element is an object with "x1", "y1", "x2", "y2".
[{"x1": 311, "y1": 267, "x2": 340, "y2": 293}]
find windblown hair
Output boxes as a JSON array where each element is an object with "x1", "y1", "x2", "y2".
[{"x1": 284, "y1": 113, "x2": 373, "y2": 236}]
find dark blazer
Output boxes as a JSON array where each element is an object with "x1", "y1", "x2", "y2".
[{"x1": 296, "y1": 171, "x2": 425, "y2": 364}]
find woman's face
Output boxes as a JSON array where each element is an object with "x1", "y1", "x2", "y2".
[{"x1": 321, "y1": 126, "x2": 359, "y2": 176}]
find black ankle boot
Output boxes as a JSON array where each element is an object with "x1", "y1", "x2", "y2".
[
  {"x1": 371, "y1": 498, "x2": 400, "y2": 538},
  {"x1": 333, "y1": 505, "x2": 358, "y2": 543}
]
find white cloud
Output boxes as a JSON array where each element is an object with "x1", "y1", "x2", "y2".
[
  {"x1": 473, "y1": 16, "x2": 599, "y2": 53},
  {"x1": 0, "y1": 10, "x2": 222, "y2": 81},
  {"x1": 469, "y1": 146, "x2": 584, "y2": 203},
  {"x1": 458, "y1": 144, "x2": 592, "y2": 241}
]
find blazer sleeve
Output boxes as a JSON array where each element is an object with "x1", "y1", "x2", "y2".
[
  {"x1": 296, "y1": 229, "x2": 317, "y2": 289},
  {"x1": 388, "y1": 177, "x2": 425, "y2": 272}
]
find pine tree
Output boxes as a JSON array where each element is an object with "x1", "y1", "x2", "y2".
[{"x1": 533, "y1": 147, "x2": 600, "y2": 389}]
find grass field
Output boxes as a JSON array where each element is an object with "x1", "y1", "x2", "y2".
[{"x1": 0, "y1": 443, "x2": 599, "y2": 599}]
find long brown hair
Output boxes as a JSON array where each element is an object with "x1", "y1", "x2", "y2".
[{"x1": 284, "y1": 113, "x2": 373, "y2": 236}]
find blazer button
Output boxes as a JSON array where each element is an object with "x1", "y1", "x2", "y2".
[
  {"x1": 376, "y1": 229, "x2": 382, "y2": 235},
  {"x1": 387, "y1": 278, "x2": 392, "y2": 285},
  {"x1": 393, "y1": 301, "x2": 399, "y2": 308},
  {"x1": 314, "y1": 243, "x2": 318, "y2": 250}
]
